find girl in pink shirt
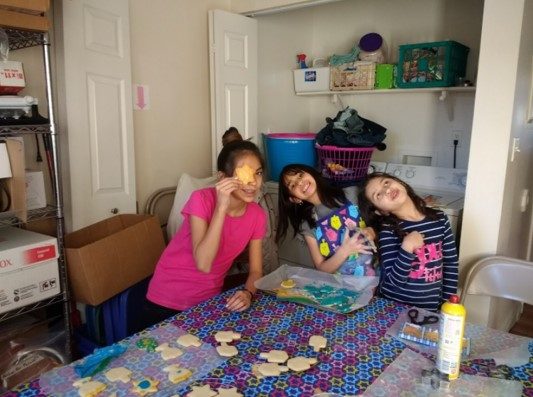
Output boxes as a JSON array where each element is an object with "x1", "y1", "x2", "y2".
[{"x1": 146, "y1": 140, "x2": 267, "y2": 320}]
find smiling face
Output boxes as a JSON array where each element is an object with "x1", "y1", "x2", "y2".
[
  {"x1": 283, "y1": 170, "x2": 320, "y2": 205},
  {"x1": 231, "y1": 153, "x2": 263, "y2": 203},
  {"x1": 364, "y1": 176, "x2": 409, "y2": 214}
]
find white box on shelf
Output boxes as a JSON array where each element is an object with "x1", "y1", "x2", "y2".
[
  {"x1": 293, "y1": 67, "x2": 330, "y2": 92},
  {"x1": 25, "y1": 170, "x2": 46, "y2": 210},
  {"x1": 0, "y1": 227, "x2": 59, "y2": 314}
]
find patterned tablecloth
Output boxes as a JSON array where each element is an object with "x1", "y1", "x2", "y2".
[{"x1": 4, "y1": 291, "x2": 533, "y2": 397}]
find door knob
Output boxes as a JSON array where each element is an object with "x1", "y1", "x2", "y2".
[{"x1": 110, "y1": 208, "x2": 119, "y2": 214}]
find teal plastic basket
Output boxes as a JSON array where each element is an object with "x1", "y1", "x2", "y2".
[{"x1": 396, "y1": 40, "x2": 469, "y2": 88}]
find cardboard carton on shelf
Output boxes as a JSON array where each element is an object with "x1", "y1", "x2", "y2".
[
  {"x1": 65, "y1": 214, "x2": 166, "y2": 306},
  {"x1": 0, "y1": 227, "x2": 59, "y2": 315},
  {"x1": 0, "y1": 0, "x2": 50, "y2": 32}
]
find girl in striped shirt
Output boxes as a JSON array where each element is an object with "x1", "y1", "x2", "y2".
[{"x1": 358, "y1": 172, "x2": 458, "y2": 311}]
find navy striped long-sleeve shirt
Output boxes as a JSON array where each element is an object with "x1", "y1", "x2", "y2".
[{"x1": 377, "y1": 210, "x2": 458, "y2": 311}]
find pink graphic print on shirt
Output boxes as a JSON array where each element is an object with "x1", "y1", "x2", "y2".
[{"x1": 409, "y1": 241, "x2": 443, "y2": 282}]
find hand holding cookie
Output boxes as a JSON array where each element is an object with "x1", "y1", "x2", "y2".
[{"x1": 215, "y1": 177, "x2": 242, "y2": 211}]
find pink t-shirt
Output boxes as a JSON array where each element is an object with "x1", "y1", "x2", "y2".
[{"x1": 146, "y1": 187, "x2": 267, "y2": 310}]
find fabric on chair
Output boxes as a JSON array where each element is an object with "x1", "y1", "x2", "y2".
[{"x1": 166, "y1": 173, "x2": 217, "y2": 239}]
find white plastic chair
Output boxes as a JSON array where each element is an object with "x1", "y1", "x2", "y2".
[{"x1": 460, "y1": 255, "x2": 533, "y2": 306}]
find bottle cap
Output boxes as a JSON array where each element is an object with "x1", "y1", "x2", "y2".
[{"x1": 449, "y1": 295, "x2": 459, "y2": 303}]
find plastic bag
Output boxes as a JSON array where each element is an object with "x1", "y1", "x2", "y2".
[{"x1": 0, "y1": 28, "x2": 9, "y2": 61}]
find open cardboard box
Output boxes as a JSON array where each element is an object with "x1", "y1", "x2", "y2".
[
  {"x1": 65, "y1": 214, "x2": 166, "y2": 306},
  {"x1": 0, "y1": 0, "x2": 50, "y2": 32}
]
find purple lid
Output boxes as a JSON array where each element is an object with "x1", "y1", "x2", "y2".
[{"x1": 359, "y1": 33, "x2": 383, "y2": 52}]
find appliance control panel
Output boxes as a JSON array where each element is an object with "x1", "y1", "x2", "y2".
[{"x1": 385, "y1": 163, "x2": 467, "y2": 193}]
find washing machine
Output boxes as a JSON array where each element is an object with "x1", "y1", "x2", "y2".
[{"x1": 384, "y1": 163, "x2": 467, "y2": 239}]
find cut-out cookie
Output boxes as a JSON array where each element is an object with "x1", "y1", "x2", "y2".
[
  {"x1": 136, "y1": 337, "x2": 158, "y2": 352},
  {"x1": 132, "y1": 377, "x2": 159, "y2": 396},
  {"x1": 287, "y1": 356, "x2": 317, "y2": 372},
  {"x1": 235, "y1": 164, "x2": 255, "y2": 185},
  {"x1": 259, "y1": 350, "x2": 289, "y2": 363},
  {"x1": 280, "y1": 279, "x2": 296, "y2": 289},
  {"x1": 216, "y1": 342, "x2": 238, "y2": 357},
  {"x1": 217, "y1": 387, "x2": 244, "y2": 397},
  {"x1": 155, "y1": 342, "x2": 183, "y2": 360},
  {"x1": 186, "y1": 384, "x2": 218, "y2": 397},
  {"x1": 254, "y1": 362, "x2": 289, "y2": 377},
  {"x1": 309, "y1": 335, "x2": 327, "y2": 352},
  {"x1": 163, "y1": 364, "x2": 193, "y2": 384},
  {"x1": 105, "y1": 367, "x2": 132, "y2": 383},
  {"x1": 73, "y1": 378, "x2": 106, "y2": 397},
  {"x1": 177, "y1": 333, "x2": 202, "y2": 347},
  {"x1": 214, "y1": 330, "x2": 241, "y2": 343}
]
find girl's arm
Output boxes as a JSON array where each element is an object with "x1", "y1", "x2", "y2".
[
  {"x1": 440, "y1": 216, "x2": 459, "y2": 301},
  {"x1": 379, "y1": 230, "x2": 423, "y2": 287},
  {"x1": 190, "y1": 178, "x2": 241, "y2": 273},
  {"x1": 305, "y1": 232, "x2": 372, "y2": 273},
  {"x1": 226, "y1": 238, "x2": 263, "y2": 311}
]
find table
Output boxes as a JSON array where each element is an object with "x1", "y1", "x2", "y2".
[{"x1": 4, "y1": 291, "x2": 533, "y2": 396}]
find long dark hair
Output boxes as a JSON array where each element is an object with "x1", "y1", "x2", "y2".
[
  {"x1": 357, "y1": 172, "x2": 439, "y2": 236},
  {"x1": 217, "y1": 140, "x2": 265, "y2": 176},
  {"x1": 275, "y1": 164, "x2": 347, "y2": 243}
]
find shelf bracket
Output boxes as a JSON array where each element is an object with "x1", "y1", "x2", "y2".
[
  {"x1": 439, "y1": 90, "x2": 447, "y2": 101},
  {"x1": 438, "y1": 90, "x2": 455, "y2": 121},
  {"x1": 331, "y1": 93, "x2": 345, "y2": 110}
]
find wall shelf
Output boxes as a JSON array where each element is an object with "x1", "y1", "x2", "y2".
[{"x1": 296, "y1": 86, "x2": 476, "y2": 99}]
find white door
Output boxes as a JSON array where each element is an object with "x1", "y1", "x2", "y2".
[
  {"x1": 56, "y1": 0, "x2": 136, "y2": 230},
  {"x1": 209, "y1": 10, "x2": 258, "y2": 171}
]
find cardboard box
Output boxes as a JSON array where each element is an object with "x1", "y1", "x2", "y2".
[
  {"x1": 0, "y1": 0, "x2": 50, "y2": 14},
  {"x1": 0, "y1": 7, "x2": 49, "y2": 32},
  {"x1": 3, "y1": 138, "x2": 27, "y2": 223},
  {"x1": 0, "y1": 227, "x2": 59, "y2": 315},
  {"x1": 65, "y1": 214, "x2": 166, "y2": 305},
  {"x1": 0, "y1": 61, "x2": 25, "y2": 95},
  {"x1": 25, "y1": 170, "x2": 46, "y2": 210},
  {"x1": 293, "y1": 67, "x2": 330, "y2": 93}
]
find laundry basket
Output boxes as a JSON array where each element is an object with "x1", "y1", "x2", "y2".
[{"x1": 316, "y1": 144, "x2": 374, "y2": 182}]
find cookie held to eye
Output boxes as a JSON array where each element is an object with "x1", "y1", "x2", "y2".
[{"x1": 235, "y1": 164, "x2": 255, "y2": 184}]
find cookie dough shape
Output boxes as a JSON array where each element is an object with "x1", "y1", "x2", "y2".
[
  {"x1": 177, "y1": 333, "x2": 202, "y2": 347},
  {"x1": 235, "y1": 164, "x2": 256, "y2": 185},
  {"x1": 287, "y1": 356, "x2": 318, "y2": 372},
  {"x1": 216, "y1": 342, "x2": 238, "y2": 357},
  {"x1": 309, "y1": 335, "x2": 327, "y2": 352},
  {"x1": 255, "y1": 362, "x2": 289, "y2": 377},
  {"x1": 132, "y1": 378, "x2": 159, "y2": 396},
  {"x1": 186, "y1": 384, "x2": 218, "y2": 397},
  {"x1": 155, "y1": 342, "x2": 184, "y2": 360},
  {"x1": 163, "y1": 364, "x2": 193, "y2": 384},
  {"x1": 281, "y1": 279, "x2": 296, "y2": 289},
  {"x1": 105, "y1": 367, "x2": 132, "y2": 383},
  {"x1": 217, "y1": 387, "x2": 244, "y2": 397},
  {"x1": 214, "y1": 330, "x2": 241, "y2": 343},
  {"x1": 259, "y1": 349, "x2": 289, "y2": 364},
  {"x1": 73, "y1": 378, "x2": 106, "y2": 397}
]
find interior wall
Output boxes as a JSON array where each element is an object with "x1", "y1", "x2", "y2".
[
  {"x1": 129, "y1": 0, "x2": 231, "y2": 211},
  {"x1": 256, "y1": 0, "x2": 483, "y2": 169},
  {"x1": 459, "y1": 0, "x2": 527, "y2": 328}
]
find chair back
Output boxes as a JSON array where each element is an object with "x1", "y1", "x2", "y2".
[{"x1": 460, "y1": 256, "x2": 533, "y2": 306}]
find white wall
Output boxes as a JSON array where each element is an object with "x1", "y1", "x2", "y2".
[
  {"x1": 460, "y1": 0, "x2": 532, "y2": 329},
  {"x1": 256, "y1": 0, "x2": 483, "y2": 169},
  {"x1": 129, "y1": 0, "x2": 231, "y2": 210}
]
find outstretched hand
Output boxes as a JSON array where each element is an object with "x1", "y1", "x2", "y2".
[{"x1": 225, "y1": 289, "x2": 252, "y2": 312}]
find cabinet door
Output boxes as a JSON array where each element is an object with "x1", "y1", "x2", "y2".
[
  {"x1": 209, "y1": 10, "x2": 257, "y2": 171},
  {"x1": 57, "y1": 0, "x2": 136, "y2": 230}
]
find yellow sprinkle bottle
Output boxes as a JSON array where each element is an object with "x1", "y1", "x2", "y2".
[{"x1": 436, "y1": 294, "x2": 466, "y2": 381}]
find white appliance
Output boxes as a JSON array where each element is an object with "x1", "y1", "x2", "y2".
[{"x1": 384, "y1": 163, "x2": 467, "y2": 239}]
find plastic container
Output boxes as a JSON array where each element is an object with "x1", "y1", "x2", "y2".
[
  {"x1": 375, "y1": 64, "x2": 395, "y2": 89},
  {"x1": 316, "y1": 144, "x2": 374, "y2": 182},
  {"x1": 293, "y1": 67, "x2": 330, "y2": 92},
  {"x1": 436, "y1": 295, "x2": 466, "y2": 381},
  {"x1": 264, "y1": 133, "x2": 317, "y2": 182},
  {"x1": 330, "y1": 61, "x2": 376, "y2": 91},
  {"x1": 397, "y1": 40, "x2": 469, "y2": 88}
]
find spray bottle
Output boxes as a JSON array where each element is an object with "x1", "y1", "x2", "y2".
[{"x1": 436, "y1": 294, "x2": 466, "y2": 381}]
